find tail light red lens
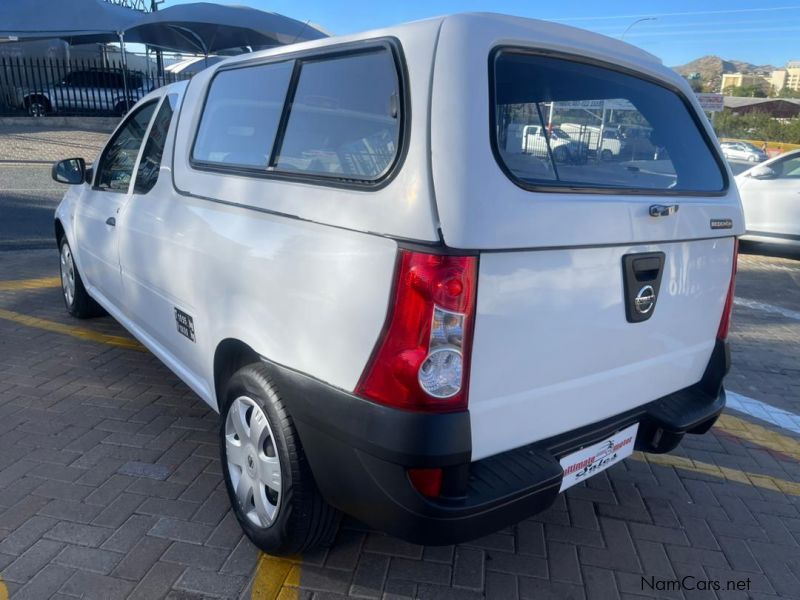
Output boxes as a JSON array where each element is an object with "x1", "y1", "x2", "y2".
[
  {"x1": 408, "y1": 468, "x2": 443, "y2": 497},
  {"x1": 717, "y1": 239, "x2": 739, "y2": 341},
  {"x1": 356, "y1": 250, "x2": 478, "y2": 412}
]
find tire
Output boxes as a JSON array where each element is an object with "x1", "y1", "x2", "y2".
[
  {"x1": 748, "y1": 155, "x2": 757, "y2": 163},
  {"x1": 553, "y1": 146, "x2": 570, "y2": 163},
  {"x1": 600, "y1": 149, "x2": 613, "y2": 161},
  {"x1": 114, "y1": 100, "x2": 132, "y2": 117},
  {"x1": 26, "y1": 97, "x2": 50, "y2": 117},
  {"x1": 58, "y1": 238, "x2": 105, "y2": 318},
  {"x1": 219, "y1": 363, "x2": 340, "y2": 555}
]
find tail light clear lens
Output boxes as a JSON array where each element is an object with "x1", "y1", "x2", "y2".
[
  {"x1": 356, "y1": 250, "x2": 478, "y2": 412},
  {"x1": 717, "y1": 239, "x2": 739, "y2": 341}
]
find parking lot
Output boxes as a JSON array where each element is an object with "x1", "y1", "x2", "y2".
[{"x1": 0, "y1": 125, "x2": 799, "y2": 599}]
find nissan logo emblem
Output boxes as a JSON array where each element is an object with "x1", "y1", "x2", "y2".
[{"x1": 634, "y1": 285, "x2": 656, "y2": 314}]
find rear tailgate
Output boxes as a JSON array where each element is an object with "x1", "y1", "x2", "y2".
[
  {"x1": 430, "y1": 15, "x2": 744, "y2": 460},
  {"x1": 469, "y1": 238, "x2": 734, "y2": 459}
]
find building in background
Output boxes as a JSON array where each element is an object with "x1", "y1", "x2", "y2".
[
  {"x1": 770, "y1": 61, "x2": 800, "y2": 93},
  {"x1": 720, "y1": 72, "x2": 770, "y2": 94}
]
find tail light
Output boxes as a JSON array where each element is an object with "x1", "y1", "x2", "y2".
[
  {"x1": 716, "y1": 239, "x2": 739, "y2": 341},
  {"x1": 356, "y1": 250, "x2": 478, "y2": 413},
  {"x1": 407, "y1": 468, "x2": 443, "y2": 497}
]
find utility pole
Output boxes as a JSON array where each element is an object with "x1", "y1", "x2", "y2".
[{"x1": 151, "y1": 0, "x2": 164, "y2": 77}]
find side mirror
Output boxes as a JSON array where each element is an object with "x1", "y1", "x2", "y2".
[
  {"x1": 51, "y1": 158, "x2": 86, "y2": 185},
  {"x1": 747, "y1": 166, "x2": 776, "y2": 180}
]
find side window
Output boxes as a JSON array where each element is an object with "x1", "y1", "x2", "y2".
[
  {"x1": 192, "y1": 61, "x2": 293, "y2": 168},
  {"x1": 775, "y1": 155, "x2": 800, "y2": 179},
  {"x1": 95, "y1": 101, "x2": 157, "y2": 192},
  {"x1": 274, "y1": 49, "x2": 401, "y2": 180},
  {"x1": 134, "y1": 96, "x2": 176, "y2": 194}
]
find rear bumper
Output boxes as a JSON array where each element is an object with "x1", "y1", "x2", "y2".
[{"x1": 264, "y1": 340, "x2": 729, "y2": 545}]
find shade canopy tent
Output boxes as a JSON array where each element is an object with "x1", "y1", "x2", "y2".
[
  {"x1": 0, "y1": 1, "x2": 328, "y2": 52},
  {"x1": 125, "y1": 3, "x2": 328, "y2": 54},
  {"x1": 0, "y1": 0, "x2": 141, "y2": 45}
]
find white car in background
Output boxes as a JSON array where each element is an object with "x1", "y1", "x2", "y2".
[
  {"x1": 737, "y1": 149, "x2": 800, "y2": 245},
  {"x1": 721, "y1": 141, "x2": 768, "y2": 163},
  {"x1": 560, "y1": 123, "x2": 623, "y2": 160}
]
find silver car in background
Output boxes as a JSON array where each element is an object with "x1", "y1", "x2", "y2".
[{"x1": 721, "y1": 141, "x2": 768, "y2": 163}]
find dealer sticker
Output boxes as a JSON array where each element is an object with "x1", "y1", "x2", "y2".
[{"x1": 558, "y1": 422, "x2": 638, "y2": 492}]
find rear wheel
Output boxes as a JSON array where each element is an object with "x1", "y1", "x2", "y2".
[
  {"x1": 114, "y1": 100, "x2": 133, "y2": 116},
  {"x1": 600, "y1": 149, "x2": 613, "y2": 161},
  {"x1": 219, "y1": 363, "x2": 340, "y2": 555},
  {"x1": 59, "y1": 238, "x2": 104, "y2": 318},
  {"x1": 26, "y1": 97, "x2": 50, "y2": 117}
]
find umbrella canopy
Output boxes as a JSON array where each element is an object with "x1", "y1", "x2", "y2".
[
  {"x1": 0, "y1": 0, "x2": 140, "y2": 44},
  {"x1": 125, "y1": 3, "x2": 328, "y2": 54}
]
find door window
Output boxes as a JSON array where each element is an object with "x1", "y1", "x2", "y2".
[
  {"x1": 95, "y1": 101, "x2": 157, "y2": 192},
  {"x1": 134, "y1": 96, "x2": 175, "y2": 194},
  {"x1": 774, "y1": 154, "x2": 800, "y2": 179}
]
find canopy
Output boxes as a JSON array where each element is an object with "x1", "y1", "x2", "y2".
[
  {"x1": 0, "y1": 0, "x2": 140, "y2": 44},
  {"x1": 126, "y1": 3, "x2": 328, "y2": 54},
  {"x1": 0, "y1": 1, "x2": 328, "y2": 52}
]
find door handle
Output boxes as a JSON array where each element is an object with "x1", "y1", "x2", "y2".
[
  {"x1": 105, "y1": 217, "x2": 116, "y2": 227},
  {"x1": 649, "y1": 204, "x2": 679, "y2": 217}
]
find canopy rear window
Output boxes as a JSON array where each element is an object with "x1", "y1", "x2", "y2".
[{"x1": 491, "y1": 50, "x2": 726, "y2": 194}]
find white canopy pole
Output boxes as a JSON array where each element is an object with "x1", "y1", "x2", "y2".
[{"x1": 117, "y1": 30, "x2": 130, "y2": 113}]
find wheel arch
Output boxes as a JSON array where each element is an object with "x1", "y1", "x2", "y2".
[
  {"x1": 54, "y1": 218, "x2": 65, "y2": 246},
  {"x1": 213, "y1": 338, "x2": 262, "y2": 409},
  {"x1": 23, "y1": 93, "x2": 52, "y2": 108}
]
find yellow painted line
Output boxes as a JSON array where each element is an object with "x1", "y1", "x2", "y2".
[
  {"x1": 632, "y1": 452, "x2": 800, "y2": 496},
  {"x1": 251, "y1": 554, "x2": 299, "y2": 600},
  {"x1": 0, "y1": 276, "x2": 61, "y2": 291},
  {"x1": 0, "y1": 576, "x2": 7, "y2": 600},
  {"x1": 0, "y1": 307, "x2": 145, "y2": 351},
  {"x1": 714, "y1": 413, "x2": 800, "y2": 462}
]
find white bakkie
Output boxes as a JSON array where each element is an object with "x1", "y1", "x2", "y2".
[{"x1": 51, "y1": 13, "x2": 744, "y2": 554}]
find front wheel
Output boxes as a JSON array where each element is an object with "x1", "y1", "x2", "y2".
[
  {"x1": 59, "y1": 238, "x2": 104, "y2": 318},
  {"x1": 219, "y1": 363, "x2": 340, "y2": 555}
]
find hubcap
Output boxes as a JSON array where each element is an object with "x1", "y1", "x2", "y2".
[
  {"x1": 225, "y1": 396, "x2": 281, "y2": 527},
  {"x1": 60, "y1": 244, "x2": 75, "y2": 307}
]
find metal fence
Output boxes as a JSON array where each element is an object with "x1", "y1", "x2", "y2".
[{"x1": 0, "y1": 57, "x2": 192, "y2": 117}]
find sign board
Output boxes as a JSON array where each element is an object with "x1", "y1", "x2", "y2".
[{"x1": 695, "y1": 93, "x2": 724, "y2": 113}]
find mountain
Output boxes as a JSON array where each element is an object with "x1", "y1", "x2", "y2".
[{"x1": 672, "y1": 55, "x2": 778, "y2": 91}]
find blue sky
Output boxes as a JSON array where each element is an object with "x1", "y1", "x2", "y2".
[{"x1": 162, "y1": 0, "x2": 800, "y2": 67}]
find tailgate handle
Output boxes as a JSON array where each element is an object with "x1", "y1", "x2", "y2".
[
  {"x1": 622, "y1": 252, "x2": 665, "y2": 323},
  {"x1": 649, "y1": 204, "x2": 679, "y2": 217},
  {"x1": 632, "y1": 257, "x2": 661, "y2": 281}
]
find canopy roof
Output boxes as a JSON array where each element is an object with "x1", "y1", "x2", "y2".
[
  {"x1": 0, "y1": 0, "x2": 141, "y2": 44},
  {"x1": 126, "y1": 3, "x2": 327, "y2": 53},
  {"x1": 0, "y1": 1, "x2": 328, "y2": 52}
]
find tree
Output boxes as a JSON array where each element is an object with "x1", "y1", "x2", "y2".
[
  {"x1": 713, "y1": 109, "x2": 800, "y2": 144},
  {"x1": 776, "y1": 87, "x2": 800, "y2": 99},
  {"x1": 724, "y1": 85, "x2": 767, "y2": 98}
]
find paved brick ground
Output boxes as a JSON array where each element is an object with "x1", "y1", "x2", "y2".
[{"x1": 0, "y1": 245, "x2": 798, "y2": 600}]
